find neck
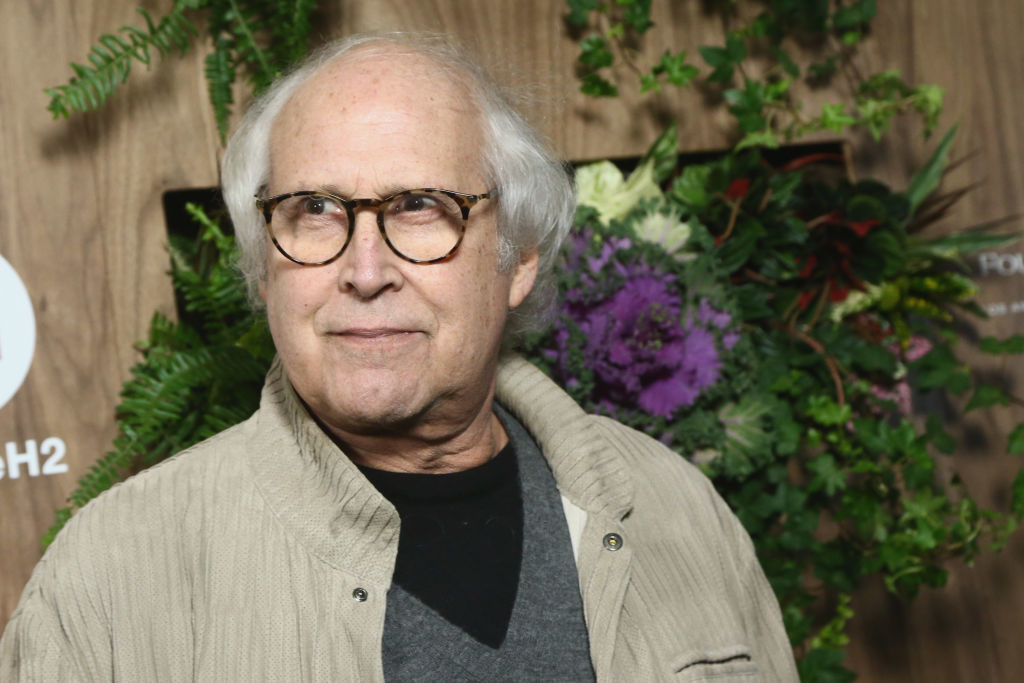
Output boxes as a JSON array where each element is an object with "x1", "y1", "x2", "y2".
[{"x1": 318, "y1": 399, "x2": 509, "y2": 474}]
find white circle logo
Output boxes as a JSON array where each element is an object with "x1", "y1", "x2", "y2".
[{"x1": 0, "y1": 255, "x2": 36, "y2": 411}]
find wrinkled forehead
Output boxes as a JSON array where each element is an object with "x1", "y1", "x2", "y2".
[{"x1": 268, "y1": 47, "x2": 487, "y2": 179}]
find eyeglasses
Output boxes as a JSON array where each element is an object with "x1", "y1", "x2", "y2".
[{"x1": 254, "y1": 188, "x2": 495, "y2": 265}]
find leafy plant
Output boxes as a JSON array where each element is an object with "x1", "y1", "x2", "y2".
[
  {"x1": 559, "y1": 4, "x2": 1024, "y2": 678},
  {"x1": 565, "y1": 0, "x2": 942, "y2": 148},
  {"x1": 44, "y1": 0, "x2": 317, "y2": 140},
  {"x1": 42, "y1": 204, "x2": 274, "y2": 546},
  {"x1": 524, "y1": 126, "x2": 1024, "y2": 681}
]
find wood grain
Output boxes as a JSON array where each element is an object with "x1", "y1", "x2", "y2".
[
  {"x1": 2, "y1": 1, "x2": 1023, "y2": 680},
  {"x1": 0, "y1": 0, "x2": 218, "y2": 623}
]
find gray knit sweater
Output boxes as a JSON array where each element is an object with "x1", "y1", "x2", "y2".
[{"x1": 1, "y1": 355, "x2": 797, "y2": 681}]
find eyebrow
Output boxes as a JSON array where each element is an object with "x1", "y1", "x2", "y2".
[{"x1": 313, "y1": 183, "x2": 420, "y2": 199}]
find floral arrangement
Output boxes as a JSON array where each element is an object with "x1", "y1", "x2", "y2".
[{"x1": 521, "y1": 126, "x2": 1024, "y2": 679}]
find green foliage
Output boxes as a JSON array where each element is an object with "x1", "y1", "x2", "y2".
[
  {"x1": 45, "y1": 0, "x2": 317, "y2": 141},
  {"x1": 44, "y1": 205, "x2": 274, "y2": 546},
  {"x1": 555, "y1": 125, "x2": 1024, "y2": 679},
  {"x1": 565, "y1": 0, "x2": 943, "y2": 147},
  {"x1": 44, "y1": 6, "x2": 198, "y2": 118}
]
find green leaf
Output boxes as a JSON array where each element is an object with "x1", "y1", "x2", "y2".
[
  {"x1": 735, "y1": 130, "x2": 780, "y2": 151},
  {"x1": 622, "y1": 0, "x2": 653, "y2": 33},
  {"x1": 926, "y1": 415, "x2": 956, "y2": 454},
  {"x1": 910, "y1": 344, "x2": 970, "y2": 393},
  {"x1": 653, "y1": 50, "x2": 699, "y2": 88},
  {"x1": 45, "y1": 7, "x2": 199, "y2": 119},
  {"x1": 566, "y1": 0, "x2": 601, "y2": 27},
  {"x1": 980, "y1": 335, "x2": 1024, "y2": 354},
  {"x1": 912, "y1": 84, "x2": 945, "y2": 136},
  {"x1": 797, "y1": 647, "x2": 856, "y2": 683},
  {"x1": 699, "y1": 33, "x2": 745, "y2": 84},
  {"x1": 1008, "y1": 425, "x2": 1024, "y2": 455},
  {"x1": 580, "y1": 72, "x2": 618, "y2": 97},
  {"x1": 906, "y1": 124, "x2": 957, "y2": 214},
  {"x1": 670, "y1": 164, "x2": 712, "y2": 209},
  {"x1": 833, "y1": 0, "x2": 877, "y2": 31},
  {"x1": 819, "y1": 102, "x2": 857, "y2": 133},
  {"x1": 1013, "y1": 470, "x2": 1024, "y2": 519},
  {"x1": 808, "y1": 454, "x2": 847, "y2": 495},
  {"x1": 640, "y1": 124, "x2": 679, "y2": 183},
  {"x1": 774, "y1": 47, "x2": 799, "y2": 78},
  {"x1": 964, "y1": 384, "x2": 1010, "y2": 412},
  {"x1": 806, "y1": 396, "x2": 852, "y2": 426},
  {"x1": 578, "y1": 34, "x2": 615, "y2": 69}
]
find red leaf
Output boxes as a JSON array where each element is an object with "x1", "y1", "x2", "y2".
[
  {"x1": 829, "y1": 281, "x2": 850, "y2": 302},
  {"x1": 847, "y1": 218, "x2": 879, "y2": 237},
  {"x1": 778, "y1": 153, "x2": 846, "y2": 173},
  {"x1": 838, "y1": 259, "x2": 867, "y2": 291},
  {"x1": 798, "y1": 254, "x2": 818, "y2": 278},
  {"x1": 726, "y1": 178, "x2": 751, "y2": 201},
  {"x1": 798, "y1": 290, "x2": 816, "y2": 310}
]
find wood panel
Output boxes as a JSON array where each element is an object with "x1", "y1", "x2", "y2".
[
  {"x1": 3, "y1": 1, "x2": 1024, "y2": 680},
  {"x1": 843, "y1": 2, "x2": 1024, "y2": 680},
  {"x1": 0, "y1": 0, "x2": 218, "y2": 623}
]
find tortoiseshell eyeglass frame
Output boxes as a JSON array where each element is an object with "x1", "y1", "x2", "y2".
[{"x1": 253, "y1": 187, "x2": 496, "y2": 266}]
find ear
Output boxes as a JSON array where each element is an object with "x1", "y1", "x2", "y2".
[
  {"x1": 508, "y1": 249, "x2": 539, "y2": 309},
  {"x1": 258, "y1": 277, "x2": 268, "y2": 302}
]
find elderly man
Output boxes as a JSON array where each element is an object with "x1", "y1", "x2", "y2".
[{"x1": 2, "y1": 33, "x2": 797, "y2": 681}]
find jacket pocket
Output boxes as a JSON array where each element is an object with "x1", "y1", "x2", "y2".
[{"x1": 670, "y1": 645, "x2": 761, "y2": 681}]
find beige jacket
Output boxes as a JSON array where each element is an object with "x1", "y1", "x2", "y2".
[{"x1": 1, "y1": 356, "x2": 797, "y2": 681}]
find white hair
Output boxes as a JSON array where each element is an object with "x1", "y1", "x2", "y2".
[{"x1": 220, "y1": 32, "x2": 574, "y2": 342}]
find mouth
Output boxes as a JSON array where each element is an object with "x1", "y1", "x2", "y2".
[
  {"x1": 329, "y1": 328, "x2": 425, "y2": 350},
  {"x1": 335, "y1": 328, "x2": 420, "y2": 338}
]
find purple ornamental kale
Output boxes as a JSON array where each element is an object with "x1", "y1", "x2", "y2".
[{"x1": 555, "y1": 264, "x2": 723, "y2": 418}]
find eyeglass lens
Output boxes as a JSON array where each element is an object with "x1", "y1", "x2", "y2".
[{"x1": 269, "y1": 191, "x2": 465, "y2": 263}]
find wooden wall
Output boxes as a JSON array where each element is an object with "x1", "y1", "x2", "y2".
[{"x1": 2, "y1": 1, "x2": 1022, "y2": 680}]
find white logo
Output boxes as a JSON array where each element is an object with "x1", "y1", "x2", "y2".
[
  {"x1": 0, "y1": 255, "x2": 36, "y2": 411},
  {"x1": 978, "y1": 252, "x2": 1024, "y2": 277}
]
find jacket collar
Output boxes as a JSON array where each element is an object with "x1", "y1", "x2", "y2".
[
  {"x1": 495, "y1": 354, "x2": 634, "y2": 523},
  {"x1": 245, "y1": 354, "x2": 635, "y2": 584},
  {"x1": 246, "y1": 359, "x2": 400, "y2": 587}
]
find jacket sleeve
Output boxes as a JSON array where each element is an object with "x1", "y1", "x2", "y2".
[
  {"x1": 718, "y1": 494, "x2": 799, "y2": 682},
  {"x1": 1, "y1": 596, "x2": 85, "y2": 682}
]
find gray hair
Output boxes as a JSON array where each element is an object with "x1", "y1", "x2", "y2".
[{"x1": 220, "y1": 32, "x2": 574, "y2": 342}]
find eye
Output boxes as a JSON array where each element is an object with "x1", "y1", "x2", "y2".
[
  {"x1": 301, "y1": 195, "x2": 342, "y2": 216},
  {"x1": 392, "y1": 192, "x2": 440, "y2": 213}
]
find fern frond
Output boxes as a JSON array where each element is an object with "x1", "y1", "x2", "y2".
[
  {"x1": 225, "y1": 0, "x2": 276, "y2": 90},
  {"x1": 204, "y1": 39, "x2": 236, "y2": 143},
  {"x1": 45, "y1": 206, "x2": 271, "y2": 546},
  {"x1": 274, "y1": 0, "x2": 317, "y2": 67},
  {"x1": 45, "y1": 7, "x2": 199, "y2": 118}
]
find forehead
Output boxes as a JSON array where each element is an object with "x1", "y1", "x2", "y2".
[{"x1": 269, "y1": 49, "x2": 486, "y2": 191}]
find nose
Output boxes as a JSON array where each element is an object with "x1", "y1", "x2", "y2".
[{"x1": 335, "y1": 211, "x2": 403, "y2": 298}]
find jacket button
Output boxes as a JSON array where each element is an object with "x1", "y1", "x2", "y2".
[
  {"x1": 352, "y1": 587, "x2": 368, "y2": 602},
  {"x1": 603, "y1": 533, "x2": 623, "y2": 551}
]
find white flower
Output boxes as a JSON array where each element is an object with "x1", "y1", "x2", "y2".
[
  {"x1": 634, "y1": 210, "x2": 692, "y2": 256},
  {"x1": 576, "y1": 158, "x2": 662, "y2": 224}
]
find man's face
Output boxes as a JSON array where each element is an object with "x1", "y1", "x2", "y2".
[{"x1": 261, "y1": 51, "x2": 536, "y2": 443}]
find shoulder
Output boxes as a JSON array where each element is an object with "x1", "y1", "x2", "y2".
[
  {"x1": 2, "y1": 416, "x2": 262, "y2": 678},
  {"x1": 68, "y1": 415, "x2": 258, "y2": 536},
  {"x1": 23, "y1": 415, "x2": 259, "y2": 606},
  {"x1": 588, "y1": 414, "x2": 731, "y2": 519}
]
